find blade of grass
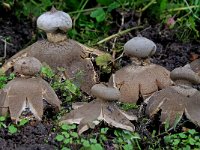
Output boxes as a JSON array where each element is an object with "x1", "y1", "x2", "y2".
[
  {"x1": 97, "y1": 26, "x2": 144, "y2": 45},
  {"x1": 73, "y1": 0, "x2": 89, "y2": 27}
]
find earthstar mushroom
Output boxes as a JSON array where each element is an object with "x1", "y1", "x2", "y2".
[
  {"x1": 0, "y1": 57, "x2": 61, "y2": 121},
  {"x1": 109, "y1": 37, "x2": 173, "y2": 103},
  {"x1": 145, "y1": 60, "x2": 200, "y2": 127},
  {"x1": 1, "y1": 7, "x2": 105, "y2": 94},
  {"x1": 60, "y1": 84, "x2": 137, "y2": 134}
]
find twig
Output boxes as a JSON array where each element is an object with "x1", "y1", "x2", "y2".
[
  {"x1": 112, "y1": 74, "x2": 117, "y2": 89},
  {"x1": 97, "y1": 26, "x2": 144, "y2": 45},
  {"x1": 69, "y1": 6, "x2": 108, "y2": 14},
  {"x1": 168, "y1": 5, "x2": 200, "y2": 12},
  {"x1": 136, "y1": 0, "x2": 156, "y2": 25},
  {"x1": 111, "y1": 13, "x2": 125, "y2": 67},
  {"x1": 108, "y1": 52, "x2": 124, "y2": 65},
  {"x1": 0, "y1": 36, "x2": 13, "y2": 60},
  {"x1": 137, "y1": 0, "x2": 157, "y2": 13}
]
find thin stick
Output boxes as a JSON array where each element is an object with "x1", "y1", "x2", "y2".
[
  {"x1": 137, "y1": 0, "x2": 156, "y2": 13},
  {"x1": 168, "y1": 5, "x2": 200, "y2": 12},
  {"x1": 136, "y1": 0, "x2": 156, "y2": 25},
  {"x1": 69, "y1": 6, "x2": 108, "y2": 14},
  {"x1": 111, "y1": 13, "x2": 125, "y2": 67},
  {"x1": 108, "y1": 52, "x2": 124, "y2": 65},
  {"x1": 0, "y1": 36, "x2": 13, "y2": 60},
  {"x1": 97, "y1": 26, "x2": 144, "y2": 45}
]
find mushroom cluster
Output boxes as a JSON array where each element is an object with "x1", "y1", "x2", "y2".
[
  {"x1": 0, "y1": 57, "x2": 61, "y2": 121},
  {"x1": 145, "y1": 59, "x2": 200, "y2": 127},
  {"x1": 109, "y1": 37, "x2": 173, "y2": 103},
  {"x1": 60, "y1": 84, "x2": 137, "y2": 134},
  {"x1": 1, "y1": 7, "x2": 105, "y2": 94}
]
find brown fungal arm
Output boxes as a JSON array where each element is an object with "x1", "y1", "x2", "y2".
[
  {"x1": 184, "y1": 91, "x2": 200, "y2": 126},
  {"x1": 146, "y1": 86, "x2": 199, "y2": 127},
  {"x1": 60, "y1": 99, "x2": 102, "y2": 134},
  {"x1": 102, "y1": 102, "x2": 135, "y2": 131},
  {"x1": 27, "y1": 94, "x2": 44, "y2": 120},
  {"x1": 8, "y1": 95, "x2": 26, "y2": 121},
  {"x1": 6, "y1": 78, "x2": 43, "y2": 120},
  {"x1": 39, "y1": 78, "x2": 61, "y2": 108},
  {"x1": 0, "y1": 89, "x2": 9, "y2": 115}
]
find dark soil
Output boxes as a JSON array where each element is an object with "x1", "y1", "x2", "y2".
[
  {"x1": 0, "y1": 16, "x2": 35, "y2": 60},
  {"x1": 0, "y1": 121, "x2": 57, "y2": 150},
  {"x1": 0, "y1": 10, "x2": 200, "y2": 150}
]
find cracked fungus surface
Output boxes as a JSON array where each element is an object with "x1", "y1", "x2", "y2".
[
  {"x1": 146, "y1": 86, "x2": 200, "y2": 126},
  {"x1": 109, "y1": 64, "x2": 172, "y2": 103},
  {"x1": 0, "y1": 77, "x2": 61, "y2": 121},
  {"x1": 3, "y1": 39, "x2": 97, "y2": 94}
]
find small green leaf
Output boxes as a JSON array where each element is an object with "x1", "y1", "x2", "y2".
[
  {"x1": 70, "y1": 124, "x2": 77, "y2": 129},
  {"x1": 18, "y1": 119, "x2": 29, "y2": 126},
  {"x1": 55, "y1": 134, "x2": 64, "y2": 142},
  {"x1": 61, "y1": 147, "x2": 70, "y2": 150},
  {"x1": 173, "y1": 139, "x2": 180, "y2": 145},
  {"x1": 188, "y1": 129, "x2": 196, "y2": 135},
  {"x1": 71, "y1": 132, "x2": 78, "y2": 138},
  {"x1": 62, "y1": 132, "x2": 70, "y2": 138},
  {"x1": 188, "y1": 137, "x2": 195, "y2": 145},
  {"x1": 40, "y1": 66, "x2": 54, "y2": 78},
  {"x1": 0, "y1": 116, "x2": 6, "y2": 122},
  {"x1": 65, "y1": 81, "x2": 78, "y2": 94},
  {"x1": 8, "y1": 125, "x2": 17, "y2": 134},
  {"x1": 63, "y1": 138, "x2": 71, "y2": 144},
  {"x1": 100, "y1": 127, "x2": 108, "y2": 134},
  {"x1": 90, "y1": 8, "x2": 106, "y2": 22},
  {"x1": 95, "y1": 53, "x2": 112, "y2": 67},
  {"x1": 91, "y1": 143, "x2": 104, "y2": 150},
  {"x1": 90, "y1": 138, "x2": 97, "y2": 144},
  {"x1": 123, "y1": 144, "x2": 133, "y2": 150},
  {"x1": 108, "y1": 2, "x2": 120, "y2": 12},
  {"x1": 82, "y1": 140, "x2": 90, "y2": 147},
  {"x1": 61, "y1": 124, "x2": 70, "y2": 131},
  {"x1": 179, "y1": 133, "x2": 187, "y2": 139},
  {"x1": 8, "y1": 73, "x2": 15, "y2": 80},
  {"x1": 164, "y1": 135, "x2": 171, "y2": 144}
]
